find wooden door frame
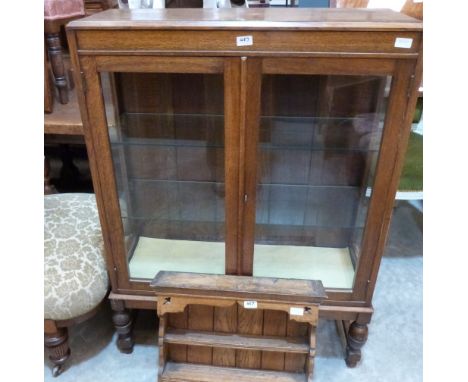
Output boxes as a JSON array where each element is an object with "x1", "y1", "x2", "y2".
[
  {"x1": 239, "y1": 55, "x2": 421, "y2": 304},
  {"x1": 71, "y1": 51, "x2": 242, "y2": 292}
]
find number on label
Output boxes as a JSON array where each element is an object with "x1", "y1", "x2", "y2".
[
  {"x1": 244, "y1": 300, "x2": 257, "y2": 309},
  {"x1": 236, "y1": 35, "x2": 253, "y2": 47}
]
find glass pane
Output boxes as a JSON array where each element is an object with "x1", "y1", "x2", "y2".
[
  {"x1": 101, "y1": 72, "x2": 225, "y2": 279},
  {"x1": 253, "y1": 74, "x2": 390, "y2": 289}
]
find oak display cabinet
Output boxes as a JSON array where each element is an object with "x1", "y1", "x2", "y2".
[{"x1": 67, "y1": 7, "x2": 422, "y2": 371}]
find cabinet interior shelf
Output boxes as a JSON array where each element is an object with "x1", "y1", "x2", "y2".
[
  {"x1": 109, "y1": 112, "x2": 380, "y2": 151},
  {"x1": 127, "y1": 178, "x2": 364, "y2": 188},
  {"x1": 123, "y1": 217, "x2": 364, "y2": 230},
  {"x1": 112, "y1": 139, "x2": 377, "y2": 153},
  {"x1": 128, "y1": 237, "x2": 355, "y2": 289}
]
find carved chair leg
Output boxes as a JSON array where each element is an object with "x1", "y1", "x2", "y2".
[
  {"x1": 345, "y1": 321, "x2": 369, "y2": 368},
  {"x1": 45, "y1": 26, "x2": 69, "y2": 104},
  {"x1": 44, "y1": 326, "x2": 70, "y2": 377},
  {"x1": 111, "y1": 300, "x2": 135, "y2": 354}
]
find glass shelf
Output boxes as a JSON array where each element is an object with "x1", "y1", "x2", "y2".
[
  {"x1": 117, "y1": 180, "x2": 366, "y2": 231},
  {"x1": 108, "y1": 112, "x2": 383, "y2": 151}
]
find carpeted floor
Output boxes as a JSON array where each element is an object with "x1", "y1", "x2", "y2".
[{"x1": 44, "y1": 201, "x2": 422, "y2": 382}]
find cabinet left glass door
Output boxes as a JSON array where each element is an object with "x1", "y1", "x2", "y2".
[{"x1": 100, "y1": 71, "x2": 228, "y2": 281}]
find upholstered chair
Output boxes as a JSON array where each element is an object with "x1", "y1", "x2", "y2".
[{"x1": 44, "y1": 193, "x2": 109, "y2": 377}]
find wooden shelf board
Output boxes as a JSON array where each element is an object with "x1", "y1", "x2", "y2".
[
  {"x1": 129, "y1": 237, "x2": 355, "y2": 289},
  {"x1": 165, "y1": 329, "x2": 309, "y2": 354},
  {"x1": 161, "y1": 361, "x2": 306, "y2": 382},
  {"x1": 44, "y1": 85, "x2": 83, "y2": 136}
]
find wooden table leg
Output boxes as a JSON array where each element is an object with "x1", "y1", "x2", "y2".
[{"x1": 45, "y1": 22, "x2": 69, "y2": 104}]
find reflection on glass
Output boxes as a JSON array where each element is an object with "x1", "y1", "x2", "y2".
[
  {"x1": 253, "y1": 75, "x2": 389, "y2": 289},
  {"x1": 102, "y1": 72, "x2": 226, "y2": 279}
]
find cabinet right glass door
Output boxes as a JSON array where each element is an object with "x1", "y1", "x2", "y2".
[{"x1": 252, "y1": 74, "x2": 390, "y2": 290}]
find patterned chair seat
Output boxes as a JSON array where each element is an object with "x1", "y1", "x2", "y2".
[{"x1": 44, "y1": 193, "x2": 108, "y2": 321}]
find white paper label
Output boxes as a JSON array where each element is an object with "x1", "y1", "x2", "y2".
[
  {"x1": 244, "y1": 300, "x2": 257, "y2": 309},
  {"x1": 237, "y1": 36, "x2": 253, "y2": 47},
  {"x1": 290, "y1": 307, "x2": 304, "y2": 316},
  {"x1": 413, "y1": 0, "x2": 423, "y2": 3},
  {"x1": 394, "y1": 38, "x2": 413, "y2": 49}
]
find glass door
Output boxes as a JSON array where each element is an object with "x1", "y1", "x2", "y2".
[
  {"x1": 245, "y1": 61, "x2": 391, "y2": 291},
  {"x1": 97, "y1": 58, "x2": 240, "y2": 284}
]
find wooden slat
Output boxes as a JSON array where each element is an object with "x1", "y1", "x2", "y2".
[
  {"x1": 213, "y1": 305, "x2": 237, "y2": 367},
  {"x1": 236, "y1": 307, "x2": 263, "y2": 369},
  {"x1": 241, "y1": 57, "x2": 262, "y2": 276},
  {"x1": 167, "y1": 308, "x2": 188, "y2": 363},
  {"x1": 284, "y1": 321, "x2": 308, "y2": 373},
  {"x1": 262, "y1": 57, "x2": 395, "y2": 75},
  {"x1": 224, "y1": 58, "x2": 241, "y2": 275},
  {"x1": 165, "y1": 329, "x2": 308, "y2": 354},
  {"x1": 262, "y1": 311, "x2": 287, "y2": 370},
  {"x1": 151, "y1": 272, "x2": 326, "y2": 304},
  {"x1": 187, "y1": 305, "x2": 213, "y2": 364},
  {"x1": 95, "y1": 56, "x2": 224, "y2": 73},
  {"x1": 161, "y1": 361, "x2": 306, "y2": 382}
]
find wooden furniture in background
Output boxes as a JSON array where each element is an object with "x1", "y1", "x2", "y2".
[
  {"x1": 45, "y1": 51, "x2": 54, "y2": 113},
  {"x1": 44, "y1": 0, "x2": 86, "y2": 104},
  {"x1": 85, "y1": 0, "x2": 118, "y2": 15},
  {"x1": 67, "y1": 8, "x2": 422, "y2": 371},
  {"x1": 44, "y1": 85, "x2": 83, "y2": 136},
  {"x1": 152, "y1": 271, "x2": 326, "y2": 381}
]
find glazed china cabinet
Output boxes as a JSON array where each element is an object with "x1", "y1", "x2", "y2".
[{"x1": 67, "y1": 7, "x2": 422, "y2": 369}]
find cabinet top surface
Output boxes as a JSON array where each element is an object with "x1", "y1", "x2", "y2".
[
  {"x1": 150, "y1": 271, "x2": 326, "y2": 303},
  {"x1": 68, "y1": 8, "x2": 422, "y2": 32}
]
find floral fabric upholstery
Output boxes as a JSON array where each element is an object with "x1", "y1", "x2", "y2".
[
  {"x1": 44, "y1": 0, "x2": 85, "y2": 21},
  {"x1": 44, "y1": 193, "x2": 108, "y2": 321}
]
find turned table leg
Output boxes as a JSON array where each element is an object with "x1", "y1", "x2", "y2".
[
  {"x1": 44, "y1": 325, "x2": 70, "y2": 377},
  {"x1": 111, "y1": 299, "x2": 135, "y2": 354},
  {"x1": 45, "y1": 24, "x2": 68, "y2": 104},
  {"x1": 345, "y1": 321, "x2": 369, "y2": 367}
]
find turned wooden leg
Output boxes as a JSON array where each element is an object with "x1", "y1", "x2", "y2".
[
  {"x1": 306, "y1": 325, "x2": 317, "y2": 382},
  {"x1": 44, "y1": 326, "x2": 70, "y2": 377},
  {"x1": 45, "y1": 28, "x2": 69, "y2": 104},
  {"x1": 345, "y1": 321, "x2": 368, "y2": 368},
  {"x1": 111, "y1": 299, "x2": 135, "y2": 354},
  {"x1": 44, "y1": 157, "x2": 57, "y2": 195}
]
